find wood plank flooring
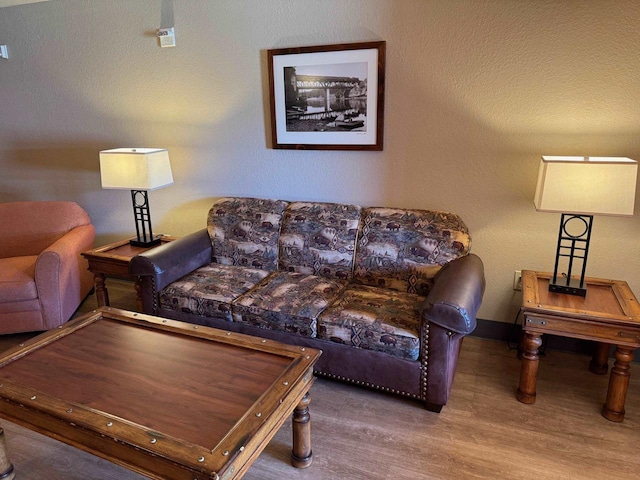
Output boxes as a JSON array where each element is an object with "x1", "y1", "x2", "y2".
[{"x1": 0, "y1": 280, "x2": 637, "y2": 479}]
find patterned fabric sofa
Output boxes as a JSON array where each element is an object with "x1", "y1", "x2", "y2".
[{"x1": 130, "y1": 197, "x2": 485, "y2": 412}]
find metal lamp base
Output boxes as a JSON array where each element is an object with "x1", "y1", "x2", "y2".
[
  {"x1": 129, "y1": 190, "x2": 161, "y2": 249},
  {"x1": 129, "y1": 235, "x2": 163, "y2": 248},
  {"x1": 549, "y1": 277, "x2": 587, "y2": 297},
  {"x1": 549, "y1": 213, "x2": 593, "y2": 297}
]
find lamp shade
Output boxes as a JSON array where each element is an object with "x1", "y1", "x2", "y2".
[
  {"x1": 100, "y1": 148, "x2": 173, "y2": 190},
  {"x1": 534, "y1": 156, "x2": 638, "y2": 216}
]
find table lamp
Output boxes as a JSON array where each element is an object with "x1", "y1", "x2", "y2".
[
  {"x1": 99, "y1": 148, "x2": 173, "y2": 247},
  {"x1": 534, "y1": 155, "x2": 638, "y2": 296}
]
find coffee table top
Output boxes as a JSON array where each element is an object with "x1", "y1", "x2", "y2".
[
  {"x1": 0, "y1": 307, "x2": 321, "y2": 479},
  {"x1": 521, "y1": 270, "x2": 640, "y2": 327}
]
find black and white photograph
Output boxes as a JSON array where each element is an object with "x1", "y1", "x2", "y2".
[
  {"x1": 283, "y1": 62, "x2": 368, "y2": 133},
  {"x1": 268, "y1": 41, "x2": 385, "y2": 150}
]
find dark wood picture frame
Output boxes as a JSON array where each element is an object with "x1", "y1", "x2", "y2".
[{"x1": 268, "y1": 41, "x2": 386, "y2": 151}]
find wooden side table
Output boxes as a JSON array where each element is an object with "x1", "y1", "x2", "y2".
[
  {"x1": 517, "y1": 270, "x2": 640, "y2": 422},
  {"x1": 81, "y1": 236, "x2": 176, "y2": 311}
]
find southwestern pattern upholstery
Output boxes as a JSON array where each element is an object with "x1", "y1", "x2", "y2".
[
  {"x1": 207, "y1": 197, "x2": 287, "y2": 270},
  {"x1": 354, "y1": 207, "x2": 470, "y2": 296},
  {"x1": 279, "y1": 201, "x2": 360, "y2": 278},
  {"x1": 232, "y1": 271, "x2": 347, "y2": 337},
  {"x1": 158, "y1": 264, "x2": 270, "y2": 322},
  {"x1": 318, "y1": 284, "x2": 423, "y2": 361},
  {"x1": 131, "y1": 197, "x2": 485, "y2": 412}
]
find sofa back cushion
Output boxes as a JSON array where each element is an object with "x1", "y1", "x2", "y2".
[
  {"x1": 0, "y1": 201, "x2": 92, "y2": 258},
  {"x1": 207, "y1": 197, "x2": 288, "y2": 271},
  {"x1": 278, "y1": 202, "x2": 361, "y2": 279},
  {"x1": 353, "y1": 207, "x2": 470, "y2": 296}
]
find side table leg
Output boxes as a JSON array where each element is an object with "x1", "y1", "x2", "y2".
[
  {"x1": 602, "y1": 346, "x2": 634, "y2": 422},
  {"x1": 0, "y1": 427, "x2": 15, "y2": 480},
  {"x1": 94, "y1": 273, "x2": 110, "y2": 307},
  {"x1": 291, "y1": 392, "x2": 312, "y2": 468},
  {"x1": 516, "y1": 332, "x2": 543, "y2": 404},
  {"x1": 589, "y1": 342, "x2": 610, "y2": 375}
]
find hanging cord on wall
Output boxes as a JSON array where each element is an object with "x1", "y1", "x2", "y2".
[
  {"x1": 507, "y1": 308, "x2": 547, "y2": 355},
  {"x1": 507, "y1": 308, "x2": 523, "y2": 351}
]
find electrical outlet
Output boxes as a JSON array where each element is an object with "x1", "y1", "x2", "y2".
[{"x1": 513, "y1": 270, "x2": 522, "y2": 291}]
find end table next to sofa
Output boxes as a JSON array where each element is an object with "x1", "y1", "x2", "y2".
[
  {"x1": 82, "y1": 236, "x2": 175, "y2": 311},
  {"x1": 517, "y1": 270, "x2": 640, "y2": 422}
]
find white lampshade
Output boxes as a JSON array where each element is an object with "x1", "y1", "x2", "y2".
[
  {"x1": 534, "y1": 156, "x2": 638, "y2": 216},
  {"x1": 100, "y1": 148, "x2": 173, "y2": 190}
]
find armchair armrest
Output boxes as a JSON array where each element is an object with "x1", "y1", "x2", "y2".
[
  {"x1": 421, "y1": 253, "x2": 485, "y2": 335},
  {"x1": 36, "y1": 224, "x2": 96, "y2": 329},
  {"x1": 129, "y1": 229, "x2": 212, "y2": 291}
]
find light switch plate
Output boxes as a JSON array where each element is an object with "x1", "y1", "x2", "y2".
[{"x1": 0, "y1": 45, "x2": 8, "y2": 59}]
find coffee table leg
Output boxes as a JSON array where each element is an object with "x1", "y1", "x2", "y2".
[
  {"x1": 0, "y1": 427, "x2": 15, "y2": 480},
  {"x1": 602, "y1": 346, "x2": 634, "y2": 422},
  {"x1": 516, "y1": 332, "x2": 542, "y2": 404},
  {"x1": 291, "y1": 392, "x2": 312, "y2": 468},
  {"x1": 589, "y1": 342, "x2": 610, "y2": 375}
]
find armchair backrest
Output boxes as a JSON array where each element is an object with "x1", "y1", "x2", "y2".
[{"x1": 0, "y1": 201, "x2": 92, "y2": 258}]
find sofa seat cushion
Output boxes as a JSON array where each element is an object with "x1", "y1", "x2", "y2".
[
  {"x1": 158, "y1": 264, "x2": 271, "y2": 321},
  {"x1": 232, "y1": 271, "x2": 347, "y2": 338},
  {"x1": 0, "y1": 256, "x2": 38, "y2": 303},
  {"x1": 317, "y1": 284, "x2": 424, "y2": 361}
]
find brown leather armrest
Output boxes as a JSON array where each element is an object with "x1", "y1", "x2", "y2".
[
  {"x1": 129, "y1": 229, "x2": 212, "y2": 291},
  {"x1": 421, "y1": 254, "x2": 485, "y2": 335}
]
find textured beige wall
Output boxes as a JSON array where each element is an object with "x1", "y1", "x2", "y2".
[{"x1": 1, "y1": 0, "x2": 639, "y2": 326}]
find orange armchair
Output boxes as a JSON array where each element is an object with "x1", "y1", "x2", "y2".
[{"x1": 0, "y1": 201, "x2": 95, "y2": 334}]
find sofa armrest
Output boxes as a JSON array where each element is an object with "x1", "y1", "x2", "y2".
[
  {"x1": 36, "y1": 224, "x2": 96, "y2": 329},
  {"x1": 129, "y1": 229, "x2": 212, "y2": 291},
  {"x1": 421, "y1": 253, "x2": 485, "y2": 335}
]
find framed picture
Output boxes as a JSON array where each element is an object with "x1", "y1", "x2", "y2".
[{"x1": 268, "y1": 41, "x2": 385, "y2": 151}]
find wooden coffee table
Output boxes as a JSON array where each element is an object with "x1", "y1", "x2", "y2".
[
  {"x1": 517, "y1": 270, "x2": 640, "y2": 422},
  {"x1": 82, "y1": 236, "x2": 176, "y2": 311},
  {"x1": 0, "y1": 307, "x2": 321, "y2": 479}
]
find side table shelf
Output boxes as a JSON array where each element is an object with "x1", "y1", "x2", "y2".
[{"x1": 82, "y1": 236, "x2": 176, "y2": 311}]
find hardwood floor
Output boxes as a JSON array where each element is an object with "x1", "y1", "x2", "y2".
[{"x1": 0, "y1": 280, "x2": 638, "y2": 479}]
